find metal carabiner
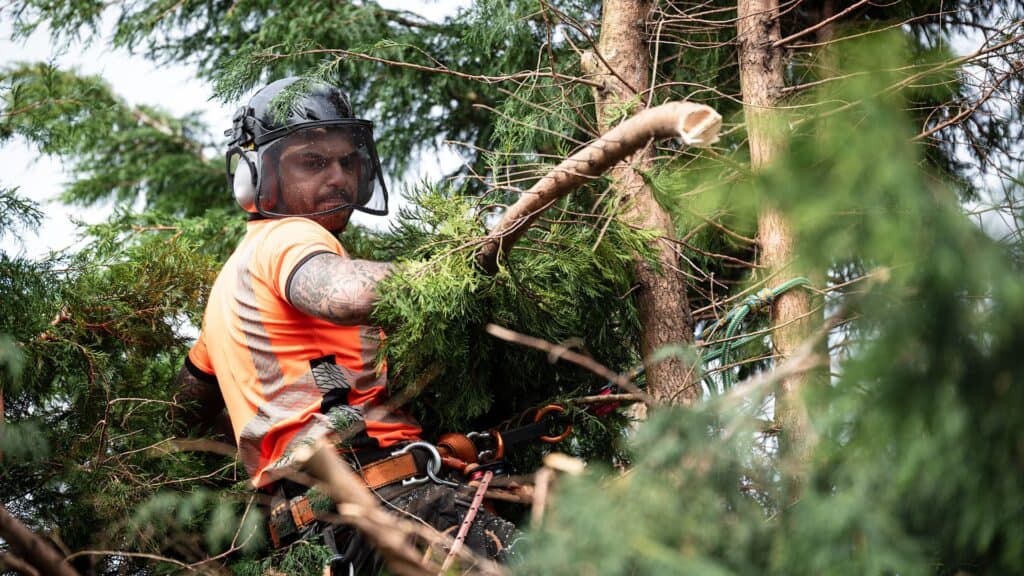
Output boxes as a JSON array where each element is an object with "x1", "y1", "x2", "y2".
[
  {"x1": 391, "y1": 441, "x2": 457, "y2": 487},
  {"x1": 425, "y1": 461, "x2": 461, "y2": 488}
]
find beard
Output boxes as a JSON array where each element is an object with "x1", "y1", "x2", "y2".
[{"x1": 311, "y1": 208, "x2": 353, "y2": 234}]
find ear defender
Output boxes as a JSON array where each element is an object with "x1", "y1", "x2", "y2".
[{"x1": 227, "y1": 148, "x2": 259, "y2": 213}]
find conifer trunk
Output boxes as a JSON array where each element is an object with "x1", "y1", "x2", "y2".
[
  {"x1": 590, "y1": 0, "x2": 699, "y2": 406},
  {"x1": 736, "y1": 0, "x2": 813, "y2": 455}
]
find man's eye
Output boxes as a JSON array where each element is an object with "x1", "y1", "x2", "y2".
[
  {"x1": 338, "y1": 154, "x2": 355, "y2": 169},
  {"x1": 302, "y1": 155, "x2": 329, "y2": 169}
]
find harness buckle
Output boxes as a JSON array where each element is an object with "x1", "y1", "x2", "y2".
[{"x1": 390, "y1": 441, "x2": 459, "y2": 487}]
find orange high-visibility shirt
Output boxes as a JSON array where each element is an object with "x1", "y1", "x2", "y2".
[{"x1": 187, "y1": 217, "x2": 421, "y2": 488}]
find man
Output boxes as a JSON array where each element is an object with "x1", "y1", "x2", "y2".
[{"x1": 172, "y1": 77, "x2": 516, "y2": 571}]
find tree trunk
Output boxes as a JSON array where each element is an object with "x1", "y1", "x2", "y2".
[
  {"x1": 589, "y1": 0, "x2": 700, "y2": 406},
  {"x1": 736, "y1": 0, "x2": 813, "y2": 456}
]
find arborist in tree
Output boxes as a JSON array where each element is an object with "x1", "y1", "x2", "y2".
[{"x1": 171, "y1": 77, "x2": 519, "y2": 573}]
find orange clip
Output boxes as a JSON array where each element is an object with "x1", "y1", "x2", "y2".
[{"x1": 534, "y1": 404, "x2": 573, "y2": 443}]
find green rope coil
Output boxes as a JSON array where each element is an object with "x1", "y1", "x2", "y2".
[{"x1": 702, "y1": 277, "x2": 812, "y2": 390}]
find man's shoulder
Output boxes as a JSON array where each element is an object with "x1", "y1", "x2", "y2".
[
  {"x1": 239, "y1": 218, "x2": 345, "y2": 287},
  {"x1": 249, "y1": 217, "x2": 341, "y2": 249},
  {"x1": 252, "y1": 216, "x2": 329, "y2": 234}
]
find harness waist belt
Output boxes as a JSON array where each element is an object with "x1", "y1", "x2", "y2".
[
  {"x1": 358, "y1": 451, "x2": 419, "y2": 489},
  {"x1": 268, "y1": 450, "x2": 424, "y2": 548}
]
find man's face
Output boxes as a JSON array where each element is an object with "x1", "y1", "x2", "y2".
[{"x1": 274, "y1": 128, "x2": 363, "y2": 233}]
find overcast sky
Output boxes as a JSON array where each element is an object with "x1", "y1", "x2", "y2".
[
  {"x1": 1, "y1": 0, "x2": 469, "y2": 258},
  {"x1": 4, "y1": 5, "x2": 1016, "y2": 259}
]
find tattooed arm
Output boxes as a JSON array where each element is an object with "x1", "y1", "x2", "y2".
[{"x1": 287, "y1": 252, "x2": 395, "y2": 325}]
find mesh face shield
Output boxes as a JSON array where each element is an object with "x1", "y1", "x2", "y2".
[{"x1": 254, "y1": 121, "x2": 388, "y2": 218}]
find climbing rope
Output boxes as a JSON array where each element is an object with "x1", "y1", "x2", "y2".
[
  {"x1": 550, "y1": 278, "x2": 814, "y2": 407},
  {"x1": 700, "y1": 277, "x2": 812, "y2": 390}
]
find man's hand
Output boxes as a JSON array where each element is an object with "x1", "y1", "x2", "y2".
[
  {"x1": 171, "y1": 365, "x2": 233, "y2": 443},
  {"x1": 287, "y1": 253, "x2": 394, "y2": 325}
]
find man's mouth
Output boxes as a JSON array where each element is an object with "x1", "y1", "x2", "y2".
[{"x1": 316, "y1": 190, "x2": 353, "y2": 211}]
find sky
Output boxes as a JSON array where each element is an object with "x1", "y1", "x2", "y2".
[
  {"x1": 3, "y1": 4, "x2": 1018, "y2": 258},
  {"x1": 0, "y1": 0, "x2": 469, "y2": 259}
]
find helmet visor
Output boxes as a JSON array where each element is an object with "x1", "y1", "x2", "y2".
[{"x1": 256, "y1": 122, "x2": 388, "y2": 218}]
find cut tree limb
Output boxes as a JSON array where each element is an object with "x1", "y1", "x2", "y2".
[{"x1": 475, "y1": 101, "x2": 721, "y2": 274}]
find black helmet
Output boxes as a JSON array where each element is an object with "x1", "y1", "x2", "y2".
[{"x1": 225, "y1": 77, "x2": 388, "y2": 218}]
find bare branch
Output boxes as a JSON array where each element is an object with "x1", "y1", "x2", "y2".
[
  {"x1": 0, "y1": 552, "x2": 41, "y2": 576},
  {"x1": 772, "y1": 0, "x2": 873, "y2": 47},
  {"x1": 290, "y1": 439, "x2": 506, "y2": 576},
  {"x1": 484, "y1": 323, "x2": 655, "y2": 406}
]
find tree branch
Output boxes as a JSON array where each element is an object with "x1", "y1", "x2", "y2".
[
  {"x1": 0, "y1": 505, "x2": 79, "y2": 576},
  {"x1": 485, "y1": 323, "x2": 655, "y2": 406},
  {"x1": 476, "y1": 101, "x2": 722, "y2": 273},
  {"x1": 291, "y1": 439, "x2": 505, "y2": 576},
  {"x1": 0, "y1": 552, "x2": 41, "y2": 576},
  {"x1": 771, "y1": 0, "x2": 872, "y2": 47}
]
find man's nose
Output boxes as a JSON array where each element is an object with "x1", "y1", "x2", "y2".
[{"x1": 323, "y1": 159, "x2": 353, "y2": 187}]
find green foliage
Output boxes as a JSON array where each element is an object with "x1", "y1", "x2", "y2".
[
  {"x1": 0, "y1": 63, "x2": 226, "y2": 216},
  {"x1": 1, "y1": 2, "x2": 1022, "y2": 575},
  {"x1": 519, "y1": 34, "x2": 1024, "y2": 576},
  {"x1": 233, "y1": 540, "x2": 333, "y2": 576},
  {"x1": 4, "y1": 0, "x2": 596, "y2": 183},
  {"x1": 126, "y1": 489, "x2": 264, "y2": 561},
  {"x1": 0, "y1": 186, "x2": 43, "y2": 237},
  {"x1": 374, "y1": 184, "x2": 653, "y2": 441},
  {"x1": 0, "y1": 210, "x2": 241, "y2": 571}
]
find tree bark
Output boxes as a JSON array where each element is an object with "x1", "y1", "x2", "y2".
[
  {"x1": 736, "y1": 0, "x2": 813, "y2": 456},
  {"x1": 589, "y1": 0, "x2": 700, "y2": 406}
]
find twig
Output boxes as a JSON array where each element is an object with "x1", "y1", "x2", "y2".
[
  {"x1": 291, "y1": 439, "x2": 506, "y2": 576},
  {"x1": 771, "y1": 0, "x2": 872, "y2": 47},
  {"x1": 63, "y1": 550, "x2": 194, "y2": 572},
  {"x1": 263, "y1": 47, "x2": 603, "y2": 89},
  {"x1": 530, "y1": 467, "x2": 555, "y2": 527},
  {"x1": 913, "y1": 61, "x2": 1024, "y2": 141},
  {"x1": 291, "y1": 440, "x2": 433, "y2": 576},
  {"x1": 484, "y1": 324, "x2": 656, "y2": 406},
  {"x1": 166, "y1": 438, "x2": 238, "y2": 458},
  {"x1": 569, "y1": 392, "x2": 643, "y2": 406}
]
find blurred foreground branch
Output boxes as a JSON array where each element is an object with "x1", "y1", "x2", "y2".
[
  {"x1": 0, "y1": 505, "x2": 79, "y2": 576},
  {"x1": 291, "y1": 439, "x2": 506, "y2": 576}
]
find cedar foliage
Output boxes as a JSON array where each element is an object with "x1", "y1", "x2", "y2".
[
  {"x1": 1, "y1": 1, "x2": 1023, "y2": 575},
  {"x1": 521, "y1": 36, "x2": 1024, "y2": 575}
]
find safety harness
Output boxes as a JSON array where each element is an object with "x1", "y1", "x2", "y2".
[{"x1": 266, "y1": 404, "x2": 575, "y2": 571}]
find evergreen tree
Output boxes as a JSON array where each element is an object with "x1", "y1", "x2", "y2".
[{"x1": 1, "y1": 1, "x2": 1022, "y2": 574}]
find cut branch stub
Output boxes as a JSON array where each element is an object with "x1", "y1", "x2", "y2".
[{"x1": 475, "y1": 101, "x2": 722, "y2": 274}]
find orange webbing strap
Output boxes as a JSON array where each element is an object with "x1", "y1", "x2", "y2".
[
  {"x1": 268, "y1": 494, "x2": 319, "y2": 548},
  {"x1": 268, "y1": 451, "x2": 422, "y2": 548},
  {"x1": 357, "y1": 452, "x2": 419, "y2": 489}
]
